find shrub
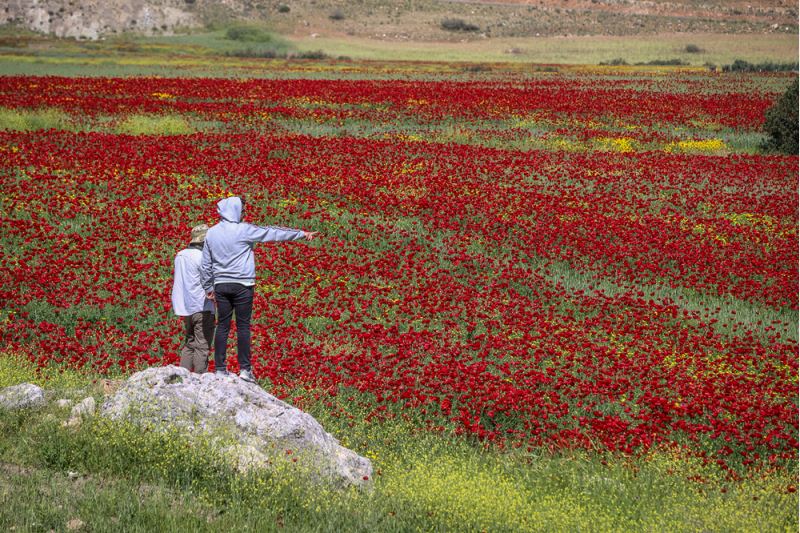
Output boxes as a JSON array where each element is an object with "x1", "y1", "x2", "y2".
[
  {"x1": 441, "y1": 18, "x2": 480, "y2": 32},
  {"x1": 295, "y1": 50, "x2": 329, "y2": 60},
  {"x1": 277, "y1": 4, "x2": 290, "y2": 13},
  {"x1": 599, "y1": 58, "x2": 628, "y2": 66},
  {"x1": 225, "y1": 25, "x2": 273, "y2": 43},
  {"x1": 636, "y1": 58, "x2": 689, "y2": 66},
  {"x1": 463, "y1": 64, "x2": 491, "y2": 73},
  {"x1": 226, "y1": 48, "x2": 279, "y2": 58},
  {"x1": 761, "y1": 78, "x2": 798, "y2": 154},
  {"x1": 722, "y1": 59, "x2": 799, "y2": 72},
  {"x1": 225, "y1": 49, "x2": 329, "y2": 60}
]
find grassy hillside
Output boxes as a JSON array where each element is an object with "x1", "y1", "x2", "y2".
[
  {"x1": 288, "y1": 31, "x2": 798, "y2": 65},
  {"x1": 0, "y1": 24, "x2": 796, "y2": 78}
]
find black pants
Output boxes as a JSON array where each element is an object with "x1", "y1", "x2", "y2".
[{"x1": 213, "y1": 283, "x2": 254, "y2": 372}]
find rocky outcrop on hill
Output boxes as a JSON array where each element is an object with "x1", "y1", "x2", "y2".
[
  {"x1": 2, "y1": 0, "x2": 200, "y2": 40},
  {"x1": 99, "y1": 366, "x2": 372, "y2": 488}
]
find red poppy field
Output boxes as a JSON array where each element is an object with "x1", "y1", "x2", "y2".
[{"x1": 0, "y1": 68, "x2": 797, "y2": 475}]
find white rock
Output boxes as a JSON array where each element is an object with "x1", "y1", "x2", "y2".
[
  {"x1": 69, "y1": 397, "x2": 96, "y2": 422},
  {"x1": 100, "y1": 366, "x2": 372, "y2": 487},
  {"x1": 0, "y1": 383, "x2": 46, "y2": 410}
]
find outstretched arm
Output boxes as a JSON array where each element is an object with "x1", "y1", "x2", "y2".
[{"x1": 245, "y1": 224, "x2": 320, "y2": 243}]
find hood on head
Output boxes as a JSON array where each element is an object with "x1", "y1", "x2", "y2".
[{"x1": 217, "y1": 196, "x2": 242, "y2": 223}]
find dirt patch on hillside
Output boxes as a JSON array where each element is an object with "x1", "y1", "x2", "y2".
[{"x1": 470, "y1": 0, "x2": 795, "y2": 23}]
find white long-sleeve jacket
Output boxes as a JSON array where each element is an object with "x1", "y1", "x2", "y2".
[{"x1": 172, "y1": 245, "x2": 215, "y2": 316}]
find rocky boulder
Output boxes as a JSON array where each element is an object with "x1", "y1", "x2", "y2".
[
  {"x1": 2, "y1": 0, "x2": 199, "y2": 40},
  {"x1": 100, "y1": 365, "x2": 372, "y2": 488},
  {"x1": 64, "y1": 396, "x2": 97, "y2": 427},
  {"x1": 0, "y1": 383, "x2": 46, "y2": 410}
]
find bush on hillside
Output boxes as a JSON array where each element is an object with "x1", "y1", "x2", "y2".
[
  {"x1": 226, "y1": 48, "x2": 280, "y2": 58},
  {"x1": 441, "y1": 18, "x2": 479, "y2": 32},
  {"x1": 722, "y1": 59, "x2": 799, "y2": 72},
  {"x1": 601, "y1": 58, "x2": 690, "y2": 66},
  {"x1": 599, "y1": 58, "x2": 628, "y2": 66},
  {"x1": 636, "y1": 58, "x2": 689, "y2": 66},
  {"x1": 225, "y1": 25, "x2": 273, "y2": 43},
  {"x1": 761, "y1": 78, "x2": 799, "y2": 155},
  {"x1": 225, "y1": 49, "x2": 330, "y2": 60},
  {"x1": 294, "y1": 50, "x2": 329, "y2": 60},
  {"x1": 463, "y1": 64, "x2": 491, "y2": 73}
]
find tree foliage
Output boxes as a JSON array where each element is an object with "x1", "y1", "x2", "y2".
[{"x1": 762, "y1": 78, "x2": 799, "y2": 155}]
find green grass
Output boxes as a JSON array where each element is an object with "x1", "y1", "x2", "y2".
[
  {"x1": 130, "y1": 27, "x2": 294, "y2": 56},
  {"x1": 289, "y1": 32, "x2": 798, "y2": 66},
  {"x1": 115, "y1": 114, "x2": 196, "y2": 136},
  {"x1": 0, "y1": 101, "x2": 771, "y2": 155},
  {"x1": 0, "y1": 467, "x2": 219, "y2": 533},
  {"x1": 0, "y1": 107, "x2": 74, "y2": 131},
  {"x1": 0, "y1": 27, "x2": 795, "y2": 78},
  {"x1": 0, "y1": 354, "x2": 796, "y2": 532},
  {"x1": 534, "y1": 257, "x2": 798, "y2": 343},
  {"x1": 18, "y1": 299, "x2": 150, "y2": 338}
]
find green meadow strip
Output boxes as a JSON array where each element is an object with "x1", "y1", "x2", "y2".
[{"x1": 0, "y1": 107, "x2": 74, "y2": 132}]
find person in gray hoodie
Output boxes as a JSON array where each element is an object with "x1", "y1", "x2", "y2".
[{"x1": 200, "y1": 196, "x2": 318, "y2": 383}]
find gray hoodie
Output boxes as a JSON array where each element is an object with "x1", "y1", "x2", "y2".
[{"x1": 200, "y1": 196, "x2": 305, "y2": 291}]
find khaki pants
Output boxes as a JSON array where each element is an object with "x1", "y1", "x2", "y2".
[{"x1": 180, "y1": 311, "x2": 214, "y2": 373}]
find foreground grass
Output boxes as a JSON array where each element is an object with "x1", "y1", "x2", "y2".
[{"x1": 0, "y1": 356, "x2": 796, "y2": 532}]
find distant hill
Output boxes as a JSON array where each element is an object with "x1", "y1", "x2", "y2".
[{"x1": 2, "y1": 0, "x2": 796, "y2": 41}]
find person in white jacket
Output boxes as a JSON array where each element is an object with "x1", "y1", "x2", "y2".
[
  {"x1": 200, "y1": 196, "x2": 318, "y2": 383},
  {"x1": 172, "y1": 224, "x2": 215, "y2": 373}
]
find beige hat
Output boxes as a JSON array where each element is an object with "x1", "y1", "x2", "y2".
[{"x1": 190, "y1": 224, "x2": 209, "y2": 244}]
